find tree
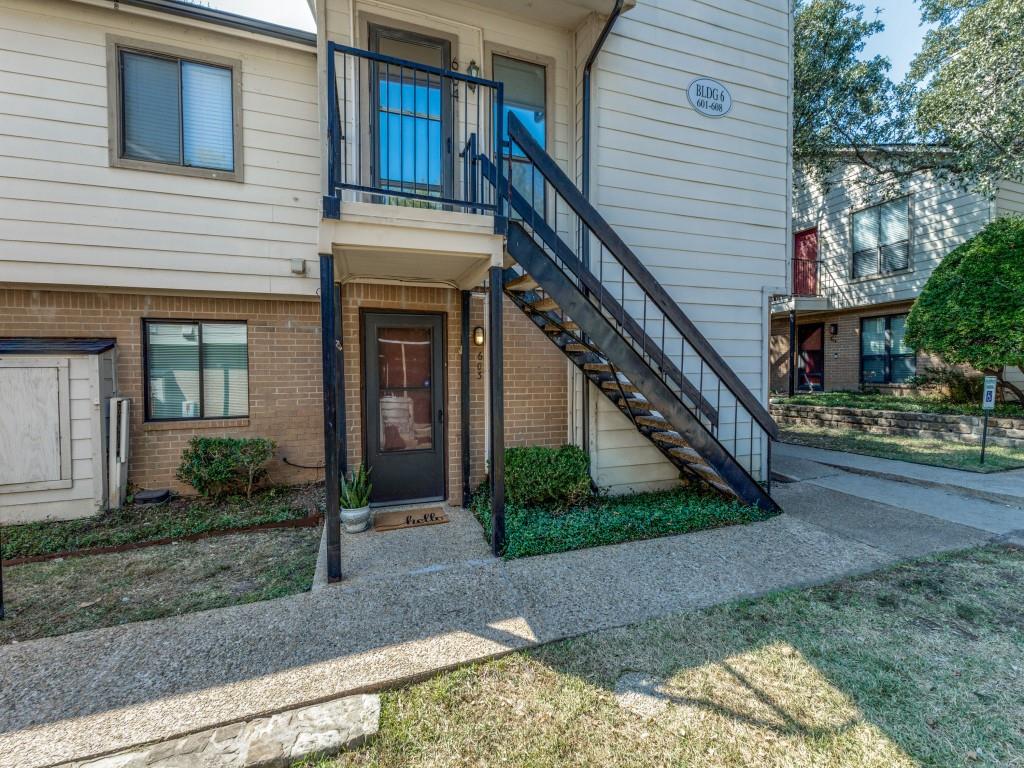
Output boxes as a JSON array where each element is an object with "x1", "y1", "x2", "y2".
[
  {"x1": 908, "y1": 0, "x2": 1024, "y2": 194},
  {"x1": 905, "y1": 217, "x2": 1024, "y2": 401},
  {"x1": 793, "y1": 0, "x2": 916, "y2": 187}
]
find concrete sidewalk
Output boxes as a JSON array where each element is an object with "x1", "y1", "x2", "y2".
[
  {"x1": 1, "y1": 458, "x2": 1013, "y2": 768},
  {"x1": 775, "y1": 441, "x2": 1024, "y2": 507}
]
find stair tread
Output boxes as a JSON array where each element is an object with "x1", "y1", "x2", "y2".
[
  {"x1": 564, "y1": 343, "x2": 591, "y2": 354},
  {"x1": 602, "y1": 380, "x2": 640, "y2": 393},
  {"x1": 636, "y1": 415, "x2": 670, "y2": 429},
  {"x1": 583, "y1": 362, "x2": 613, "y2": 373},
  {"x1": 544, "y1": 321, "x2": 579, "y2": 333},
  {"x1": 529, "y1": 297, "x2": 560, "y2": 312},
  {"x1": 506, "y1": 274, "x2": 539, "y2": 292}
]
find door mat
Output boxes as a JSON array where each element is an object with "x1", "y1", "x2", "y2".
[{"x1": 373, "y1": 507, "x2": 448, "y2": 532}]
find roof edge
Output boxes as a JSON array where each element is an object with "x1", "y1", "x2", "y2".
[{"x1": 107, "y1": 0, "x2": 316, "y2": 47}]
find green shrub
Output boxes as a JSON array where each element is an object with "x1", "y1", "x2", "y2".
[
  {"x1": 502, "y1": 445, "x2": 592, "y2": 510},
  {"x1": 176, "y1": 436, "x2": 276, "y2": 498},
  {"x1": 339, "y1": 465, "x2": 372, "y2": 508},
  {"x1": 906, "y1": 217, "x2": 1024, "y2": 402},
  {"x1": 472, "y1": 487, "x2": 771, "y2": 559},
  {"x1": 909, "y1": 366, "x2": 985, "y2": 404}
]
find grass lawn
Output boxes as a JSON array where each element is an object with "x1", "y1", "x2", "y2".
[
  {"x1": 2, "y1": 483, "x2": 323, "y2": 561},
  {"x1": 774, "y1": 390, "x2": 1024, "y2": 419},
  {"x1": 471, "y1": 487, "x2": 775, "y2": 559},
  {"x1": 297, "y1": 545, "x2": 1024, "y2": 768},
  {"x1": 781, "y1": 424, "x2": 1024, "y2": 472},
  {"x1": 0, "y1": 526, "x2": 321, "y2": 644}
]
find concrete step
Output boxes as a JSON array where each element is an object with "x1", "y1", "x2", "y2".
[
  {"x1": 584, "y1": 362, "x2": 614, "y2": 374},
  {"x1": 651, "y1": 430, "x2": 688, "y2": 448},
  {"x1": 506, "y1": 274, "x2": 539, "y2": 292},
  {"x1": 636, "y1": 415, "x2": 671, "y2": 430},
  {"x1": 564, "y1": 343, "x2": 591, "y2": 354}
]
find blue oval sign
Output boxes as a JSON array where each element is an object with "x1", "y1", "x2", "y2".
[{"x1": 687, "y1": 77, "x2": 732, "y2": 118}]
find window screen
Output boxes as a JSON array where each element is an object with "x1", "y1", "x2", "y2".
[
  {"x1": 121, "y1": 49, "x2": 235, "y2": 173},
  {"x1": 852, "y1": 198, "x2": 910, "y2": 277},
  {"x1": 146, "y1": 321, "x2": 248, "y2": 420}
]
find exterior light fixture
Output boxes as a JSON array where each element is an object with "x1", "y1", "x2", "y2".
[
  {"x1": 466, "y1": 60, "x2": 480, "y2": 91},
  {"x1": 473, "y1": 326, "x2": 486, "y2": 346},
  {"x1": 829, "y1": 323, "x2": 839, "y2": 339}
]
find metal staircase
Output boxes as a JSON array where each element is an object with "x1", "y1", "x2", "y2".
[{"x1": 482, "y1": 114, "x2": 780, "y2": 512}]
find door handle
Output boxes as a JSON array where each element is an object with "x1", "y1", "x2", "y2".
[{"x1": 438, "y1": 408, "x2": 444, "y2": 424}]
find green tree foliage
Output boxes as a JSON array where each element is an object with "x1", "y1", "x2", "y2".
[
  {"x1": 793, "y1": 0, "x2": 914, "y2": 187},
  {"x1": 905, "y1": 217, "x2": 1024, "y2": 401},
  {"x1": 909, "y1": 0, "x2": 1024, "y2": 194}
]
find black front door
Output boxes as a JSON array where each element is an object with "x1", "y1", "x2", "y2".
[{"x1": 363, "y1": 312, "x2": 445, "y2": 504}]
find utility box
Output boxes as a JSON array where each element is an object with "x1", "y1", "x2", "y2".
[{"x1": 0, "y1": 339, "x2": 120, "y2": 525}]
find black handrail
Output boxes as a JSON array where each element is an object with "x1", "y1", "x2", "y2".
[
  {"x1": 504, "y1": 113, "x2": 779, "y2": 440},
  {"x1": 480, "y1": 154, "x2": 718, "y2": 427}
]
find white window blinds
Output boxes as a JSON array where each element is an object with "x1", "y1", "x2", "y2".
[
  {"x1": 182, "y1": 61, "x2": 234, "y2": 171},
  {"x1": 121, "y1": 50, "x2": 235, "y2": 173}
]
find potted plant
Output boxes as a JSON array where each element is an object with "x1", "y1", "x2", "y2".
[{"x1": 339, "y1": 465, "x2": 372, "y2": 533}]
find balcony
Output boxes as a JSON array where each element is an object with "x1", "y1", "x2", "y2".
[
  {"x1": 320, "y1": 41, "x2": 507, "y2": 287},
  {"x1": 771, "y1": 256, "x2": 831, "y2": 314}
]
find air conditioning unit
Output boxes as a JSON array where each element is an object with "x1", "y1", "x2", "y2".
[{"x1": 108, "y1": 397, "x2": 130, "y2": 509}]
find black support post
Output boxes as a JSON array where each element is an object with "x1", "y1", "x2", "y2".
[
  {"x1": 320, "y1": 254, "x2": 342, "y2": 583},
  {"x1": 788, "y1": 308, "x2": 797, "y2": 397},
  {"x1": 488, "y1": 268, "x2": 505, "y2": 556},
  {"x1": 461, "y1": 290, "x2": 472, "y2": 507}
]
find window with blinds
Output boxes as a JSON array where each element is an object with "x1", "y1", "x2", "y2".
[
  {"x1": 860, "y1": 314, "x2": 915, "y2": 385},
  {"x1": 852, "y1": 198, "x2": 910, "y2": 278},
  {"x1": 145, "y1": 321, "x2": 248, "y2": 421},
  {"x1": 116, "y1": 45, "x2": 237, "y2": 176}
]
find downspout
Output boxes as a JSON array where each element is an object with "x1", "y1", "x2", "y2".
[{"x1": 580, "y1": 0, "x2": 623, "y2": 460}]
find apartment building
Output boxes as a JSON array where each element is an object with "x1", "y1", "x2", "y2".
[
  {"x1": 0, "y1": 0, "x2": 793, "y2": 572},
  {"x1": 771, "y1": 160, "x2": 1024, "y2": 394}
]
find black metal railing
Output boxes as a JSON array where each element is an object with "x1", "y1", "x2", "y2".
[
  {"x1": 792, "y1": 256, "x2": 819, "y2": 296},
  {"x1": 489, "y1": 113, "x2": 779, "y2": 483},
  {"x1": 325, "y1": 41, "x2": 504, "y2": 216}
]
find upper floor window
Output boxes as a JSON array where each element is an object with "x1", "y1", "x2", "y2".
[
  {"x1": 852, "y1": 198, "x2": 910, "y2": 278},
  {"x1": 144, "y1": 321, "x2": 249, "y2": 421},
  {"x1": 493, "y1": 53, "x2": 548, "y2": 213},
  {"x1": 108, "y1": 37, "x2": 242, "y2": 181}
]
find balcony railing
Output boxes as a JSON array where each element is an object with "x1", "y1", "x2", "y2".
[
  {"x1": 792, "y1": 256, "x2": 819, "y2": 296},
  {"x1": 324, "y1": 42, "x2": 504, "y2": 217}
]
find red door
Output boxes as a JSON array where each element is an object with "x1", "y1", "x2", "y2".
[
  {"x1": 794, "y1": 229, "x2": 818, "y2": 296},
  {"x1": 797, "y1": 323, "x2": 825, "y2": 391}
]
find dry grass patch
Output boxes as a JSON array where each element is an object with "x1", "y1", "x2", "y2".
[
  {"x1": 298, "y1": 545, "x2": 1024, "y2": 768},
  {"x1": 1, "y1": 527, "x2": 320, "y2": 643}
]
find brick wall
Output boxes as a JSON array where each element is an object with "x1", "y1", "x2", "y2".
[
  {"x1": 770, "y1": 302, "x2": 946, "y2": 393},
  {"x1": 339, "y1": 283, "x2": 568, "y2": 506},
  {"x1": 0, "y1": 284, "x2": 570, "y2": 505},
  {"x1": 0, "y1": 288, "x2": 324, "y2": 493}
]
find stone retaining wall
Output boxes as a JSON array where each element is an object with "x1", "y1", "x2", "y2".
[{"x1": 771, "y1": 403, "x2": 1024, "y2": 450}]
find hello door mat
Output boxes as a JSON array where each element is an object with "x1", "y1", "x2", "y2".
[{"x1": 373, "y1": 507, "x2": 449, "y2": 532}]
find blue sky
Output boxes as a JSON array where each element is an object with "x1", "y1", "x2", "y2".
[
  {"x1": 861, "y1": 0, "x2": 934, "y2": 81},
  {"x1": 204, "y1": 0, "x2": 931, "y2": 82}
]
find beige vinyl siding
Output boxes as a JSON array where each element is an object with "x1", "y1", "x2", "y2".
[
  {"x1": 589, "y1": 0, "x2": 791, "y2": 493},
  {"x1": 0, "y1": 0, "x2": 320, "y2": 297},
  {"x1": 997, "y1": 180, "x2": 1024, "y2": 217},
  {"x1": 794, "y1": 165, "x2": 993, "y2": 311},
  {"x1": 0, "y1": 352, "x2": 112, "y2": 524}
]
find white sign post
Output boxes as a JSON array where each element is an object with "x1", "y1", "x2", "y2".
[{"x1": 980, "y1": 375, "x2": 997, "y2": 463}]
